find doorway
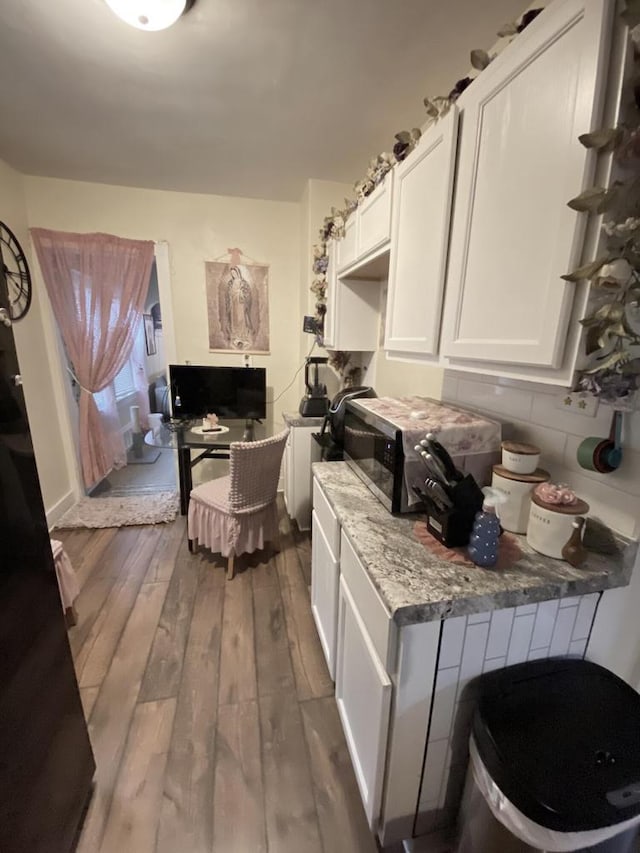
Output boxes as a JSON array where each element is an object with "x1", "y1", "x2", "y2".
[
  {"x1": 53, "y1": 242, "x2": 178, "y2": 500},
  {"x1": 88, "y1": 259, "x2": 175, "y2": 497}
]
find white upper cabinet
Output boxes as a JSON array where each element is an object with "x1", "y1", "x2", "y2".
[
  {"x1": 337, "y1": 176, "x2": 394, "y2": 274},
  {"x1": 337, "y1": 214, "x2": 358, "y2": 271},
  {"x1": 323, "y1": 240, "x2": 380, "y2": 352},
  {"x1": 384, "y1": 107, "x2": 459, "y2": 357},
  {"x1": 358, "y1": 178, "x2": 393, "y2": 261},
  {"x1": 441, "y1": 0, "x2": 613, "y2": 369}
]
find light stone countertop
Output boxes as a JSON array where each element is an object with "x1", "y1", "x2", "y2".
[
  {"x1": 283, "y1": 412, "x2": 326, "y2": 428},
  {"x1": 312, "y1": 462, "x2": 636, "y2": 627}
]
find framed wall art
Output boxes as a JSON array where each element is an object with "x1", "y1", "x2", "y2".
[{"x1": 143, "y1": 313, "x2": 156, "y2": 356}]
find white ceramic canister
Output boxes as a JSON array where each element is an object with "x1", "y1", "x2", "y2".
[
  {"x1": 526, "y1": 492, "x2": 590, "y2": 559},
  {"x1": 501, "y1": 440, "x2": 541, "y2": 475},
  {"x1": 491, "y1": 465, "x2": 550, "y2": 534}
]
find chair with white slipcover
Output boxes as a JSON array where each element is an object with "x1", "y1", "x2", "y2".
[{"x1": 187, "y1": 429, "x2": 289, "y2": 580}]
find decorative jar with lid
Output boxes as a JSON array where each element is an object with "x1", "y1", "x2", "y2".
[{"x1": 526, "y1": 483, "x2": 589, "y2": 560}]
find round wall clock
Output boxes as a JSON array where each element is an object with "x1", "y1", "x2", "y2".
[{"x1": 0, "y1": 221, "x2": 32, "y2": 321}]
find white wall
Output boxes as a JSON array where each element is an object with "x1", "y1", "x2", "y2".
[
  {"x1": 24, "y1": 176, "x2": 303, "y2": 438},
  {"x1": 441, "y1": 369, "x2": 640, "y2": 689},
  {"x1": 375, "y1": 352, "x2": 444, "y2": 400},
  {"x1": 0, "y1": 158, "x2": 75, "y2": 523}
]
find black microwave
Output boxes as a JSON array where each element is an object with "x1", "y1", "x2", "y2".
[{"x1": 343, "y1": 401, "x2": 412, "y2": 513}]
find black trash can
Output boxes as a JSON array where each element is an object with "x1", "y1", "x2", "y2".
[{"x1": 457, "y1": 658, "x2": 640, "y2": 853}]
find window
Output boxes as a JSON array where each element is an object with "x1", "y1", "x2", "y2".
[
  {"x1": 113, "y1": 359, "x2": 136, "y2": 400},
  {"x1": 113, "y1": 316, "x2": 146, "y2": 400}
]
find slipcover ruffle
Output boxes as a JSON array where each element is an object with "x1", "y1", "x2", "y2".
[{"x1": 186, "y1": 429, "x2": 289, "y2": 565}]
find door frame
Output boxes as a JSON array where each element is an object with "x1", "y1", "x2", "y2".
[{"x1": 45, "y1": 240, "x2": 177, "y2": 508}]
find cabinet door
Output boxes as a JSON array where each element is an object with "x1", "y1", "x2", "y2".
[
  {"x1": 283, "y1": 433, "x2": 293, "y2": 515},
  {"x1": 291, "y1": 426, "x2": 316, "y2": 531},
  {"x1": 331, "y1": 277, "x2": 380, "y2": 352},
  {"x1": 322, "y1": 239, "x2": 337, "y2": 349},
  {"x1": 337, "y1": 214, "x2": 358, "y2": 271},
  {"x1": 358, "y1": 176, "x2": 393, "y2": 261},
  {"x1": 441, "y1": 0, "x2": 612, "y2": 368},
  {"x1": 384, "y1": 108, "x2": 459, "y2": 357},
  {"x1": 336, "y1": 575, "x2": 392, "y2": 829},
  {"x1": 311, "y1": 511, "x2": 339, "y2": 680}
]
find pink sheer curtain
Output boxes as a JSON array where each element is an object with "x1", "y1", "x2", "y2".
[{"x1": 30, "y1": 229, "x2": 155, "y2": 489}]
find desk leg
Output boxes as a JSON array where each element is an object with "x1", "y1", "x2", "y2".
[{"x1": 178, "y1": 447, "x2": 192, "y2": 516}]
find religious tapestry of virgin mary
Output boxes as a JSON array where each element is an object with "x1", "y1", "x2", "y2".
[{"x1": 205, "y1": 260, "x2": 270, "y2": 354}]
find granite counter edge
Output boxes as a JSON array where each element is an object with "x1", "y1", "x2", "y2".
[
  {"x1": 392, "y1": 564, "x2": 632, "y2": 627},
  {"x1": 312, "y1": 462, "x2": 636, "y2": 628}
]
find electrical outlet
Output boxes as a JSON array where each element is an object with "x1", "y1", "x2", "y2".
[
  {"x1": 555, "y1": 391, "x2": 599, "y2": 417},
  {"x1": 243, "y1": 354, "x2": 252, "y2": 367}
]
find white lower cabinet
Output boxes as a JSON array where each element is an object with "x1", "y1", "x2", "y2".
[
  {"x1": 310, "y1": 479, "x2": 601, "y2": 845},
  {"x1": 311, "y1": 510, "x2": 339, "y2": 680},
  {"x1": 336, "y1": 575, "x2": 392, "y2": 830},
  {"x1": 283, "y1": 424, "x2": 321, "y2": 531}
]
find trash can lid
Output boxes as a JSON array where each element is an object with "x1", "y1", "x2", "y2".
[{"x1": 472, "y1": 658, "x2": 640, "y2": 833}]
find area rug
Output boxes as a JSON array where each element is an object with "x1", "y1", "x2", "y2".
[{"x1": 53, "y1": 491, "x2": 180, "y2": 529}]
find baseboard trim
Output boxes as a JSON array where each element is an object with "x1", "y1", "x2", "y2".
[{"x1": 46, "y1": 490, "x2": 76, "y2": 530}]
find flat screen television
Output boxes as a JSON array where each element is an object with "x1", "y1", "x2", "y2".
[{"x1": 169, "y1": 364, "x2": 267, "y2": 420}]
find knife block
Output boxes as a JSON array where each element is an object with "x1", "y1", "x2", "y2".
[{"x1": 424, "y1": 474, "x2": 484, "y2": 548}]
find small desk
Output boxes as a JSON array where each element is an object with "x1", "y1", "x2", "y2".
[{"x1": 145, "y1": 421, "x2": 268, "y2": 515}]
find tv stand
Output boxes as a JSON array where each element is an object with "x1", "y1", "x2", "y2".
[{"x1": 242, "y1": 418, "x2": 255, "y2": 442}]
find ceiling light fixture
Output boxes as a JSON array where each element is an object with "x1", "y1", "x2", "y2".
[{"x1": 104, "y1": 0, "x2": 194, "y2": 31}]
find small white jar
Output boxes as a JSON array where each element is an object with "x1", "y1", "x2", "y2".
[
  {"x1": 501, "y1": 441, "x2": 541, "y2": 475},
  {"x1": 526, "y1": 493, "x2": 590, "y2": 559},
  {"x1": 492, "y1": 465, "x2": 549, "y2": 534}
]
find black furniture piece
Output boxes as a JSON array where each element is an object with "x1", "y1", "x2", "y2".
[
  {"x1": 0, "y1": 270, "x2": 95, "y2": 852},
  {"x1": 146, "y1": 420, "x2": 269, "y2": 515}
]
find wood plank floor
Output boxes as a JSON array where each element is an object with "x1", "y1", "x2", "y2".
[{"x1": 57, "y1": 500, "x2": 379, "y2": 853}]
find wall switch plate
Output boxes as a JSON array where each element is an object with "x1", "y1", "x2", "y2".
[{"x1": 555, "y1": 391, "x2": 599, "y2": 417}]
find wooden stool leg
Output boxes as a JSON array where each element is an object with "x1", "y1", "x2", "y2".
[
  {"x1": 272, "y1": 527, "x2": 281, "y2": 553},
  {"x1": 227, "y1": 552, "x2": 235, "y2": 581}
]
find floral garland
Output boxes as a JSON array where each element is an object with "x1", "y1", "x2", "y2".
[
  {"x1": 310, "y1": 7, "x2": 544, "y2": 384},
  {"x1": 311, "y1": 2, "x2": 639, "y2": 405},
  {"x1": 563, "y1": 6, "x2": 640, "y2": 405}
]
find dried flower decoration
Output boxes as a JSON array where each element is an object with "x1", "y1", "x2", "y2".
[
  {"x1": 517, "y1": 8, "x2": 543, "y2": 32},
  {"x1": 561, "y1": 10, "x2": 640, "y2": 404}
]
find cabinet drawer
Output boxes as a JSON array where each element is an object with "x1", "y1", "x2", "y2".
[
  {"x1": 340, "y1": 530, "x2": 394, "y2": 670},
  {"x1": 313, "y1": 478, "x2": 340, "y2": 560}
]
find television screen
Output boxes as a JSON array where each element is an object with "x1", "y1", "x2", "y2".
[{"x1": 169, "y1": 365, "x2": 267, "y2": 420}]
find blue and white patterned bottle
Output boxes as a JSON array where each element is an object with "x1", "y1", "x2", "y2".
[{"x1": 468, "y1": 487, "x2": 507, "y2": 568}]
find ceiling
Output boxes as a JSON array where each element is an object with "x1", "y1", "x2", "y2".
[{"x1": 0, "y1": 0, "x2": 527, "y2": 201}]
